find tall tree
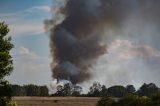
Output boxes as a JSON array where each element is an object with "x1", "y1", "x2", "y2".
[
  {"x1": 137, "y1": 83, "x2": 159, "y2": 97},
  {"x1": 54, "y1": 85, "x2": 64, "y2": 96},
  {"x1": 39, "y1": 86, "x2": 49, "y2": 96},
  {"x1": 0, "y1": 22, "x2": 14, "y2": 105},
  {"x1": 126, "y1": 85, "x2": 136, "y2": 94},
  {"x1": 11, "y1": 85, "x2": 26, "y2": 96},
  {"x1": 53, "y1": 83, "x2": 83, "y2": 97},
  {"x1": 62, "y1": 83, "x2": 72, "y2": 96},
  {"x1": 24, "y1": 84, "x2": 40, "y2": 96},
  {"x1": 0, "y1": 22, "x2": 14, "y2": 80},
  {"x1": 88, "y1": 82, "x2": 102, "y2": 97},
  {"x1": 100, "y1": 85, "x2": 108, "y2": 97},
  {"x1": 71, "y1": 85, "x2": 82, "y2": 96}
]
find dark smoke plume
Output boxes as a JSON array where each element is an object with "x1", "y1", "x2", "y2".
[
  {"x1": 46, "y1": 0, "x2": 160, "y2": 84},
  {"x1": 46, "y1": 0, "x2": 136, "y2": 84}
]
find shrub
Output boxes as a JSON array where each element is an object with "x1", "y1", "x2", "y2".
[
  {"x1": 96, "y1": 97, "x2": 116, "y2": 106},
  {"x1": 118, "y1": 95, "x2": 150, "y2": 106},
  {"x1": 0, "y1": 97, "x2": 18, "y2": 106},
  {"x1": 7, "y1": 101, "x2": 18, "y2": 106},
  {"x1": 97, "y1": 95, "x2": 153, "y2": 106},
  {"x1": 150, "y1": 93, "x2": 160, "y2": 106}
]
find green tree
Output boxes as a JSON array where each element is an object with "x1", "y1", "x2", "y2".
[
  {"x1": 100, "y1": 85, "x2": 108, "y2": 97},
  {"x1": 24, "y1": 84, "x2": 40, "y2": 96},
  {"x1": 137, "y1": 83, "x2": 159, "y2": 97},
  {"x1": 107, "y1": 85, "x2": 127, "y2": 97},
  {"x1": 53, "y1": 83, "x2": 82, "y2": 97},
  {"x1": 55, "y1": 83, "x2": 72, "y2": 96},
  {"x1": 0, "y1": 22, "x2": 14, "y2": 106},
  {"x1": 39, "y1": 86, "x2": 49, "y2": 96},
  {"x1": 53, "y1": 85, "x2": 64, "y2": 96},
  {"x1": 71, "y1": 85, "x2": 82, "y2": 96},
  {"x1": 11, "y1": 85, "x2": 26, "y2": 96},
  {"x1": 88, "y1": 82, "x2": 102, "y2": 97},
  {"x1": 126, "y1": 85, "x2": 136, "y2": 94},
  {"x1": 62, "y1": 83, "x2": 72, "y2": 96},
  {"x1": 0, "y1": 22, "x2": 14, "y2": 80}
]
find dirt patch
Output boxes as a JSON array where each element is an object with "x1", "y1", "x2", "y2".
[{"x1": 12, "y1": 97, "x2": 100, "y2": 106}]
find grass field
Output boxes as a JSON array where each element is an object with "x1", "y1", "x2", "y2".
[{"x1": 12, "y1": 97, "x2": 100, "y2": 106}]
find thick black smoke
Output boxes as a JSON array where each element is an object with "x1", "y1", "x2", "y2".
[
  {"x1": 46, "y1": 0, "x2": 160, "y2": 84},
  {"x1": 47, "y1": 0, "x2": 138, "y2": 84}
]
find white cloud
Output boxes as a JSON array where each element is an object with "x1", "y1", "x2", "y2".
[
  {"x1": 32, "y1": 6, "x2": 51, "y2": 13},
  {"x1": 7, "y1": 46, "x2": 52, "y2": 85},
  {"x1": 0, "y1": 5, "x2": 50, "y2": 18},
  {"x1": 19, "y1": 46, "x2": 39, "y2": 60},
  {"x1": 9, "y1": 22, "x2": 44, "y2": 36},
  {"x1": 19, "y1": 47, "x2": 29, "y2": 54},
  {"x1": 0, "y1": 5, "x2": 51, "y2": 37}
]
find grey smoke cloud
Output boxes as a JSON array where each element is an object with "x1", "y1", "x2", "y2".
[
  {"x1": 46, "y1": 0, "x2": 160, "y2": 85},
  {"x1": 91, "y1": 39, "x2": 160, "y2": 89}
]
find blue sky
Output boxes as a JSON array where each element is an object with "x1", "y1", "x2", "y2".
[
  {"x1": 0, "y1": 0, "x2": 52, "y2": 12},
  {"x1": 0, "y1": 0, "x2": 54, "y2": 85}
]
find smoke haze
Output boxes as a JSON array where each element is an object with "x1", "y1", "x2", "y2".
[{"x1": 45, "y1": 0, "x2": 160, "y2": 86}]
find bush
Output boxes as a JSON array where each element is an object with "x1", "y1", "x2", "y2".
[
  {"x1": 6, "y1": 101, "x2": 18, "y2": 106},
  {"x1": 0, "y1": 97, "x2": 17, "y2": 106},
  {"x1": 118, "y1": 95, "x2": 150, "y2": 106},
  {"x1": 96, "y1": 97, "x2": 116, "y2": 106},
  {"x1": 150, "y1": 93, "x2": 160, "y2": 106},
  {"x1": 107, "y1": 86, "x2": 127, "y2": 97},
  {"x1": 96, "y1": 95, "x2": 158, "y2": 106}
]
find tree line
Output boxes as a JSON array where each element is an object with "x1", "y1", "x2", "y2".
[
  {"x1": 10, "y1": 84, "x2": 49, "y2": 96},
  {"x1": 51, "y1": 82, "x2": 160, "y2": 98},
  {"x1": 10, "y1": 82, "x2": 160, "y2": 98}
]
